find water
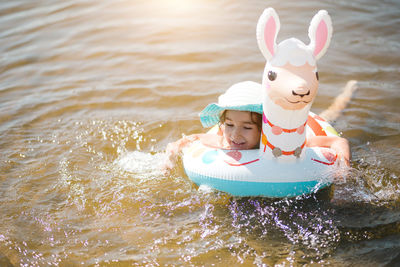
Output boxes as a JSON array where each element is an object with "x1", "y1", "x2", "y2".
[{"x1": 0, "y1": 0, "x2": 399, "y2": 265}]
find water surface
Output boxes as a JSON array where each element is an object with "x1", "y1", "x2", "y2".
[{"x1": 1, "y1": 0, "x2": 399, "y2": 265}]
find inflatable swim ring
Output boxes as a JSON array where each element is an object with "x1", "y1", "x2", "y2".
[
  {"x1": 183, "y1": 112, "x2": 339, "y2": 197},
  {"x1": 183, "y1": 8, "x2": 343, "y2": 197}
]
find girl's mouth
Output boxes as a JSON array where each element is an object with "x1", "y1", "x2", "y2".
[{"x1": 230, "y1": 140, "x2": 246, "y2": 149}]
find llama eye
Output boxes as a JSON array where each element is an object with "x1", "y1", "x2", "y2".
[
  {"x1": 268, "y1": 71, "x2": 277, "y2": 81},
  {"x1": 315, "y1": 71, "x2": 319, "y2": 80}
]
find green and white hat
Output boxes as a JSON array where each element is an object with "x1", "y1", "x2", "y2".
[{"x1": 199, "y1": 81, "x2": 263, "y2": 128}]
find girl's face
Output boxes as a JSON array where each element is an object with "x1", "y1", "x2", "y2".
[{"x1": 222, "y1": 110, "x2": 261, "y2": 150}]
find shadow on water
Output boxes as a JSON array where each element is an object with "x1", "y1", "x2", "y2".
[
  {"x1": 328, "y1": 158, "x2": 400, "y2": 266},
  {"x1": 227, "y1": 178, "x2": 400, "y2": 265},
  {"x1": 227, "y1": 187, "x2": 337, "y2": 263}
]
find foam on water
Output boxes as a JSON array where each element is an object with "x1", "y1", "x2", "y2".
[{"x1": 115, "y1": 150, "x2": 165, "y2": 177}]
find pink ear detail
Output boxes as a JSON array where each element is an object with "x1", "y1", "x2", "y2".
[
  {"x1": 264, "y1": 17, "x2": 276, "y2": 56},
  {"x1": 313, "y1": 20, "x2": 328, "y2": 57}
]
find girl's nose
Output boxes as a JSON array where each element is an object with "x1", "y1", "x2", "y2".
[{"x1": 231, "y1": 129, "x2": 241, "y2": 140}]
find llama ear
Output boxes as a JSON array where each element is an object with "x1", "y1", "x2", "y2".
[
  {"x1": 308, "y1": 10, "x2": 333, "y2": 60},
  {"x1": 256, "y1": 7, "x2": 280, "y2": 61}
]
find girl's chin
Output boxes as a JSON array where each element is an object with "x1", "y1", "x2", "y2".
[{"x1": 229, "y1": 142, "x2": 247, "y2": 150}]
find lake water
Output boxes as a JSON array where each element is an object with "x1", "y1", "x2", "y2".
[{"x1": 1, "y1": 0, "x2": 399, "y2": 265}]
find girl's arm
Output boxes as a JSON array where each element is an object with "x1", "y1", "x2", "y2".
[
  {"x1": 163, "y1": 134, "x2": 202, "y2": 171},
  {"x1": 306, "y1": 136, "x2": 351, "y2": 166},
  {"x1": 163, "y1": 132, "x2": 225, "y2": 172}
]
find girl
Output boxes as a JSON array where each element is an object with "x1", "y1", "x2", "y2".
[
  {"x1": 164, "y1": 81, "x2": 351, "y2": 171},
  {"x1": 164, "y1": 81, "x2": 263, "y2": 170}
]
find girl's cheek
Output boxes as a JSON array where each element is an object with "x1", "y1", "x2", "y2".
[{"x1": 223, "y1": 128, "x2": 230, "y2": 138}]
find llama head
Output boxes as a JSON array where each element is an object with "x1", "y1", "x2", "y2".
[{"x1": 256, "y1": 8, "x2": 332, "y2": 111}]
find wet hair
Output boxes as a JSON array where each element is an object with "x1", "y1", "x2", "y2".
[{"x1": 219, "y1": 110, "x2": 262, "y2": 131}]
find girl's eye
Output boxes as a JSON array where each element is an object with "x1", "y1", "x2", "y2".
[
  {"x1": 268, "y1": 71, "x2": 277, "y2": 81},
  {"x1": 244, "y1": 126, "x2": 254, "y2": 130},
  {"x1": 315, "y1": 71, "x2": 319, "y2": 80},
  {"x1": 225, "y1": 123, "x2": 233, "y2": 127}
]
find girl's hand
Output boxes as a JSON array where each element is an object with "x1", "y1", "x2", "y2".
[
  {"x1": 163, "y1": 142, "x2": 180, "y2": 171},
  {"x1": 330, "y1": 137, "x2": 351, "y2": 167},
  {"x1": 162, "y1": 135, "x2": 200, "y2": 173},
  {"x1": 306, "y1": 136, "x2": 351, "y2": 167}
]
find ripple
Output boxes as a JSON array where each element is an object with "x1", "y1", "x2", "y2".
[{"x1": 1, "y1": 0, "x2": 400, "y2": 265}]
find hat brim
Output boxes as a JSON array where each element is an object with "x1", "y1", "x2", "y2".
[{"x1": 199, "y1": 103, "x2": 263, "y2": 128}]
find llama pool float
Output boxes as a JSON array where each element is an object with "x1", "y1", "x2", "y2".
[{"x1": 183, "y1": 8, "x2": 344, "y2": 197}]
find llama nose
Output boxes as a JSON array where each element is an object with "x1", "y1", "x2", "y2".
[{"x1": 292, "y1": 89, "x2": 310, "y2": 98}]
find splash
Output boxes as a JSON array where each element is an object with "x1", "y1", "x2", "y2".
[{"x1": 115, "y1": 150, "x2": 165, "y2": 178}]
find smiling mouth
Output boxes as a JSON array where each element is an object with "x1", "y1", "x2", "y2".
[
  {"x1": 285, "y1": 98, "x2": 310, "y2": 104},
  {"x1": 232, "y1": 141, "x2": 244, "y2": 145},
  {"x1": 231, "y1": 140, "x2": 245, "y2": 148}
]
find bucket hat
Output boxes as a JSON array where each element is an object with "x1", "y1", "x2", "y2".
[{"x1": 199, "y1": 81, "x2": 263, "y2": 128}]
